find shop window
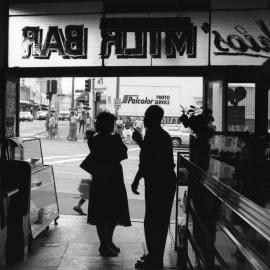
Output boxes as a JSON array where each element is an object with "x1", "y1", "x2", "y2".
[
  {"x1": 227, "y1": 83, "x2": 255, "y2": 133},
  {"x1": 206, "y1": 81, "x2": 223, "y2": 131}
]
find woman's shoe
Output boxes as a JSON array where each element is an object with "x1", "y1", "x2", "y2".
[
  {"x1": 110, "y1": 242, "x2": 120, "y2": 253},
  {"x1": 140, "y1": 254, "x2": 148, "y2": 261},
  {"x1": 99, "y1": 246, "x2": 118, "y2": 257}
]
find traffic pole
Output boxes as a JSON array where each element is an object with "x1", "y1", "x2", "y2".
[
  {"x1": 92, "y1": 78, "x2": 95, "y2": 120},
  {"x1": 71, "y1": 77, "x2": 75, "y2": 110},
  {"x1": 115, "y1": 77, "x2": 120, "y2": 117}
]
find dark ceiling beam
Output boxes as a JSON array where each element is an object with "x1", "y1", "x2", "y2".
[
  {"x1": 9, "y1": 0, "x2": 210, "y2": 11},
  {"x1": 9, "y1": 0, "x2": 102, "y2": 3},
  {"x1": 103, "y1": 0, "x2": 210, "y2": 12}
]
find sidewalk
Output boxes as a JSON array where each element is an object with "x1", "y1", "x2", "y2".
[{"x1": 6, "y1": 215, "x2": 178, "y2": 270}]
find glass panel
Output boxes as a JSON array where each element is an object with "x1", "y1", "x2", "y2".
[
  {"x1": 186, "y1": 212, "x2": 199, "y2": 269},
  {"x1": 227, "y1": 83, "x2": 255, "y2": 133},
  {"x1": 214, "y1": 224, "x2": 257, "y2": 270},
  {"x1": 206, "y1": 81, "x2": 223, "y2": 131},
  {"x1": 30, "y1": 166, "x2": 58, "y2": 237},
  {"x1": 14, "y1": 138, "x2": 43, "y2": 168},
  {"x1": 218, "y1": 204, "x2": 270, "y2": 269}
]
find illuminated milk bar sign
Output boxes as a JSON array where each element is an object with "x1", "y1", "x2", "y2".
[
  {"x1": 7, "y1": 10, "x2": 270, "y2": 67},
  {"x1": 100, "y1": 17, "x2": 197, "y2": 59},
  {"x1": 22, "y1": 25, "x2": 88, "y2": 59}
]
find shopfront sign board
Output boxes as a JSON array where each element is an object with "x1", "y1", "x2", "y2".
[
  {"x1": 8, "y1": 12, "x2": 209, "y2": 67},
  {"x1": 8, "y1": 10, "x2": 270, "y2": 67},
  {"x1": 9, "y1": 14, "x2": 103, "y2": 67},
  {"x1": 211, "y1": 10, "x2": 270, "y2": 66}
]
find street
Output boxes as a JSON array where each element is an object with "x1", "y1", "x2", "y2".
[{"x1": 20, "y1": 120, "x2": 186, "y2": 220}]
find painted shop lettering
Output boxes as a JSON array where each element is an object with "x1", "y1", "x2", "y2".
[
  {"x1": 123, "y1": 95, "x2": 154, "y2": 104},
  {"x1": 100, "y1": 18, "x2": 197, "y2": 59},
  {"x1": 212, "y1": 20, "x2": 270, "y2": 58},
  {"x1": 122, "y1": 95, "x2": 171, "y2": 105},
  {"x1": 155, "y1": 95, "x2": 170, "y2": 105},
  {"x1": 22, "y1": 25, "x2": 88, "y2": 59}
]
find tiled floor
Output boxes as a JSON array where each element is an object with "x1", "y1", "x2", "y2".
[{"x1": 5, "y1": 215, "x2": 178, "y2": 270}]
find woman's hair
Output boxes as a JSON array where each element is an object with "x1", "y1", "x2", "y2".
[{"x1": 95, "y1": 111, "x2": 116, "y2": 133}]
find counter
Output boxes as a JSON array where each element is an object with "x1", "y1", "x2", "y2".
[{"x1": 176, "y1": 154, "x2": 270, "y2": 270}]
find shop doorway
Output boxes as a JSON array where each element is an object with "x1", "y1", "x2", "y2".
[{"x1": 18, "y1": 76, "x2": 203, "y2": 217}]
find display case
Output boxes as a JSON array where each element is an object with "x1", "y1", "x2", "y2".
[
  {"x1": 12, "y1": 137, "x2": 44, "y2": 169},
  {"x1": 11, "y1": 137, "x2": 59, "y2": 239},
  {"x1": 177, "y1": 154, "x2": 270, "y2": 270},
  {"x1": 30, "y1": 165, "x2": 59, "y2": 238}
]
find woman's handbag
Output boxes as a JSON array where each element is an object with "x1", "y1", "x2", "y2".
[
  {"x1": 78, "y1": 178, "x2": 92, "y2": 199},
  {"x1": 80, "y1": 153, "x2": 96, "y2": 174}
]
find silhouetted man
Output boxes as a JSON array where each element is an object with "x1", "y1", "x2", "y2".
[{"x1": 131, "y1": 105, "x2": 176, "y2": 270}]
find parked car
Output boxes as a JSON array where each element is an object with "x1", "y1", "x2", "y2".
[
  {"x1": 37, "y1": 111, "x2": 48, "y2": 120},
  {"x1": 59, "y1": 111, "x2": 70, "y2": 120},
  {"x1": 162, "y1": 124, "x2": 190, "y2": 148},
  {"x1": 19, "y1": 111, "x2": 33, "y2": 122}
]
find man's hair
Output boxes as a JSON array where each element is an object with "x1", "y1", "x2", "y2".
[
  {"x1": 145, "y1": 105, "x2": 164, "y2": 125},
  {"x1": 95, "y1": 111, "x2": 116, "y2": 133}
]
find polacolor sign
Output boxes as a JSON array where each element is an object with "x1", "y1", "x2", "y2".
[{"x1": 118, "y1": 86, "x2": 181, "y2": 117}]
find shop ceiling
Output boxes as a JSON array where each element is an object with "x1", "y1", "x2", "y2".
[{"x1": 8, "y1": 0, "x2": 270, "y2": 11}]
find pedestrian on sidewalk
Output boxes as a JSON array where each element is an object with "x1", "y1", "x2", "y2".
[
  {"x1": 79, "y1": 111, "x2": 86, "y2": 134},
  {"x1": 115, "y1": 116, "x2": 124, "y2": 139},
  {"x1": 84, "y1": 112, "x2": 92, "y2": 140},
  {"x1": 124, "y1": 117, "x2": 133, "y2": 144},
  {"x1": 80, "y1": 111, "x2": 131, "y2": 257},
  {"x1": 73, "y1": 178, "x2": 92, "y2": 215},
  {"x1": 49, "y1": 112, "x2": 57, "y2": 139},
  {"x1": 131, "y1": 105, "x2": 176, "y2": 270},
  {"x1": 45, "y1": 113, "x2": 50, "y2": 137},
  {"x1": 74, "y1": 128, "x2": 96, "y2": 215},
  {"x1": 134, "y1": 116, "x2": 143, "y2": 136},
  {"x1": 67, "y1": 111, "x2": 78, "y2": 141}
]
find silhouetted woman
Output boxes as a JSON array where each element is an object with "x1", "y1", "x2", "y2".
[{"x1": 87, "y1": 112, "x2": 131, "y2": 257}]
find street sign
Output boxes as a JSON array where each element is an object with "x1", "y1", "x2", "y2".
[
  {"x1": 114, "y1": 98, "x2": 121, "y2": 105},
  {"x1": 114, "y1": 98, "x2": 121, "y2": 109},
  {"x1": 75, "y1": 89, "x2": 84, "y2": 93},
  {"x1": 95, "y1": 87, "x2": 107, "y2": 92}
]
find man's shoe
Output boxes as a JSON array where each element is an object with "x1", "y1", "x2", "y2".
[{"x1": 135, "y1": 256, "x2": 163, "y2": 270}]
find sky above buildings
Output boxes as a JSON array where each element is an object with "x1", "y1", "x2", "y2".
[{"x1": 61, "y1": 77, "x2": 203, "y2": 96}]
